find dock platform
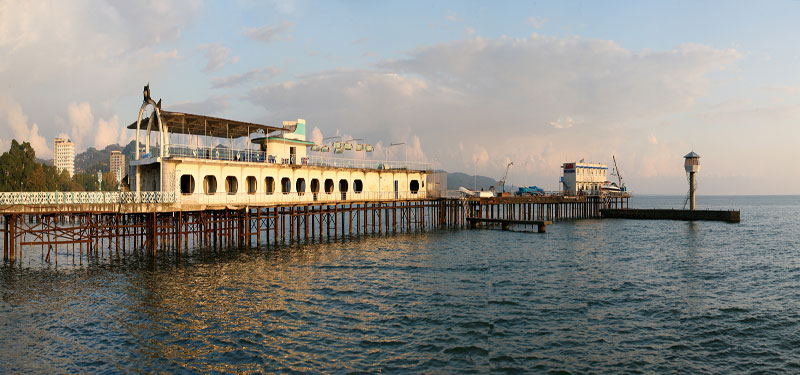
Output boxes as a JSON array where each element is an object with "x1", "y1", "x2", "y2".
[
  {"x1": 600, "y1": 208, "x2": 740, "y2": 223},
  {"x1": 466, "y1": 217, "x2": 553, "y2": 233}
]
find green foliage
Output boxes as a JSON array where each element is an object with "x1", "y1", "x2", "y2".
[{"x1": 0, "y1": 139, "x2": 121, "y2": 192}]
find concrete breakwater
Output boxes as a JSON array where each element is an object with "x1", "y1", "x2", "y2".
[{"x1": 600, "y1": 208, "x2": 740, "y2": 223}]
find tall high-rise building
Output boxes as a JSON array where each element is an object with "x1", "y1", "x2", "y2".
[
  {"x1": 110, "y1": 150, "x2": 125, "y2": 182},
  {"x1": 53, "y1": 138, "x2": 75, "y2": 177}
]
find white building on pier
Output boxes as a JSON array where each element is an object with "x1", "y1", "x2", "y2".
[
  {"x1": 128, "y1": 88, "x2": 442, "y2": 208},
  {"x1": 561, "y1": 160, "x2": 608, "y2": 195}
]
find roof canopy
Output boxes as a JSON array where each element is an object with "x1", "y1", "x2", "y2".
[
  {"x1": 684, "y1": 151, "x2": 701, "y2": 158},
  {"x1": 127, "y1": 110, "x2": 285, "y2": 139}
]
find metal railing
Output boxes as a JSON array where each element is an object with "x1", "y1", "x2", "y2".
[
  {"x1": 164, "y1": 144, "x2": 432, "y2": 171},
  {"x1": 306, "y1": 155, "x2": 432, "y2": 171},
  {"x1": 166, "y1": 145, "x2": 274, "y2": 163},
  {"x1": 178, "y1": 190, "x2": 428, "y2": 205},
  {"x1": 0, "y1": 191, "x2": 177, "y2": 205}
]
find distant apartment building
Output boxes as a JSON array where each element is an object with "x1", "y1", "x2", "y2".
[
  {"x1": 53, "y1": 138, "x2": 75, "y2": 177},
  {"x1": 110, "y1": 150, "x2": 125, "y2": 182}
]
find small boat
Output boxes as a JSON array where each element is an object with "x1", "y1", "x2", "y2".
[
  {"x1": 601, "y1": 181, "x2": 623, "y2": 193},
  {"x1": 459, "y1": 187, "x2": 495, "y2": 198}
]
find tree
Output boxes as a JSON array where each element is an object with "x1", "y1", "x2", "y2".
[
  {"x1": 101, "y1": 171, "x2": 118, "y2": 191},
  {"x1": 0, "y1": 140, "x2": 37, "y2": 191}
]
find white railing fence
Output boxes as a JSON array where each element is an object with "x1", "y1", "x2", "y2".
[
  {"x1": 178, "y1": 190, "x2": 428, "y2": 205},
  {"x1": 0, "y1": 190, "x2": 431, "y2": 206},
  {"x1": 0, "y1": 191, "x2": 176, "y2": 205}
]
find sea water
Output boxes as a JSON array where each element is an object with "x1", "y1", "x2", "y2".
[{"x1": 1, "y1": 195, "x2": 799, "y2": 373}]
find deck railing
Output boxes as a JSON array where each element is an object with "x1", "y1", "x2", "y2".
[
  {"x1": 164, "y1": 144, "x2": 432, "y2": 171},
  {"x1": 0, "y1": 190, "x2": 429, "y2": 206},
  {"x1": 0, "y1": 191, "x2": 176, "y2": 205},
  {"x1": 305, "y1": 156, "x2": 431, "y2": 171},
  {"x1": 178, "y1": 190, "x2": 428, "y2": 205}
]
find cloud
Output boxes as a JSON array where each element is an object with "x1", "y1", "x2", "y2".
[
  {"x1": 0, "y1": 0, "x2": 203, "y2": 153},
  {"x1": 310, "y1": 127, "x2": 323, "y2": 144},
  {"x1": 94, "y1": 115, "x2": 125, "y2": 149},
  {"x1": 68, "y1": 102, "x2": 94, "y2": 150},
  {"x1": 241, "y1": 21, "x2": 294, "y2": 44},
  {"x1": 529, "y1": 16, "x2": 548, "y2": 29},
  {"x1": 246, "y1": 35, "x2": 740, "y2": 190},
  {"x1": 0, "y1": 95, "x2": 51, "y2": 158},
  {"x1": 197, "y1": 43, "x2": 238, "y2": 72},
  {"x1": 211, "y1": 66, "x2": 279, "y2": 89},
  {"x1": 168, "y1": 95, "x2": 230, "y2": 115},
  {"x1": 549, "y1": 116, "x2": 575, "y2": 129}
]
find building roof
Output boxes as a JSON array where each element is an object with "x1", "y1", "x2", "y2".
[
  {"x1": 684, "y1": 151, "x2": 701, "y2": 158},
  {"x1": 127, "y1": 110, "x2": 286, "y2": 139}
]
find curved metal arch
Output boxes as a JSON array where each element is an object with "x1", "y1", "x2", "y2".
[
  {"x1": 134, "y1": 95, "x2": 166, "y2": 194},
  {"x1": 134, "y1": 99, "x2": 163, "y2": 160}
]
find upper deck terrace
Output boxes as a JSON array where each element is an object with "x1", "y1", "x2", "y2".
[{"x1": 161, "y1": 144, "x2": 432, "y2": 172}]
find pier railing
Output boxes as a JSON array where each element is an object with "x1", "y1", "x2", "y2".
[
  {"x1": 164, "y1": 144, "x2": 432, "y2": 171},
  {"x1": 178, "y1": 190, "x2": 428, "y2": 205},
  {"x1": 0, "y1": 191, "x2": 176, "y2": 205}
]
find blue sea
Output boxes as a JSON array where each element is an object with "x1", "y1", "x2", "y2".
[{"x1": 2, "y1": 195, "x2": 799, "y2": 374}]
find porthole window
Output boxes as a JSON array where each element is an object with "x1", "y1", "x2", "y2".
[
  {"x1": 296, "y1": 178, "x2": 306, "y2": 196},
  {"x1": 180, "y1": 174, "x2": 195, "y2": 194},
  {"x1": 225, "y1": 176, "x2": 238, "y2": 195},
  {"x1": 281, "y1": 177, "x2": 291, "y2": 194},
  {"x1": 311, "y1": 179, "x2": 320, "y2": 193},
  {"x1": 353, "y1": 179, "x2": 363, "y2": 193},
  {"x1": 265, "y1": 177, "x2": 275, "y2": 195},
  {"x1": 324, "y1": 179, "x2": 334, "y2": 193},
  {"x1": 246, "y1": 176, "x2": 257, "y2": 194},
  {"x1": 203, "y1": 175, "x2": 217, "y2": 195},
  {"x1": 410, "y1": 180, "x2": 420, "y2": 194}
]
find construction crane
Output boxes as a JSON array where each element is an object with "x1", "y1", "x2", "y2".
[
  {"x1": 499, "y1": 162, "x2": 513, "y2": 192},
  {"x1": 611, "y1": 155, "x2": 625, "y2": 190}
]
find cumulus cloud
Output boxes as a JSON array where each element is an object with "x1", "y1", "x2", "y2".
[
  {"x1": 0, "y1": 0, "x2": 202, "y2": 153},
  {"x1": 168, "y1": 95, "x2": 230, "y2": 115},
  {"x1": 68, "y1": 102, "x2": 94, "y2": 149},
  {"x1": 529, "y1": 16, "x2": 548, "y2": 29},
  {"x1": 310, "y1": 127, "x2": 323, "y2": 145},
  {"x1": 0, "y1": 95, "x2": 51, "y2": 158},
  {"x1": 211, "y1": 66, "x2": 279, "y2": 88},
  {"x1": 95, "y1": 115, "x2": 125, "y2": 149},
  {"x1": 246, "y1": 34, "x2": 740, "y2": 189},
  {"x1": 241, "y1": 21, "x2": 294, "y2": 43},
  {"x1": 197, "y1": 43, "x2": 239, "y2": 72},
  {"x1": 549, "y1": 116, "x2": 575, "y2": 129}
]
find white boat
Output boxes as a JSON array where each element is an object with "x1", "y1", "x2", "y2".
[{"x1": 459, "y1": 187, "x2": 495, "y2": 198}]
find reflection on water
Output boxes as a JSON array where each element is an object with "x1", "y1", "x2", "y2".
[{"x1": 3, "y1": 196, "x2": 800, "y2": 373}]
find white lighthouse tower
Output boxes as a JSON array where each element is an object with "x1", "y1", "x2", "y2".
[{"x1": 684, "y1": 151, "x2": 700, "y2": 210}]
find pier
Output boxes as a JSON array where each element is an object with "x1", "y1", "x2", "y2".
[
  {"x1": 600, "y1": 208, "x2": 740, "y2": 223},
  {"x1": 0, "y1": 194, "x2": 629, "y2": 264},
  {"x1": 0, "y1": 86, "x2": 634, "y2": 264}
]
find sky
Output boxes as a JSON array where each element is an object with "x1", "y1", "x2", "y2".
[{"x1": 1, "y1": 0, "x2": 799, "y2": 194}]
